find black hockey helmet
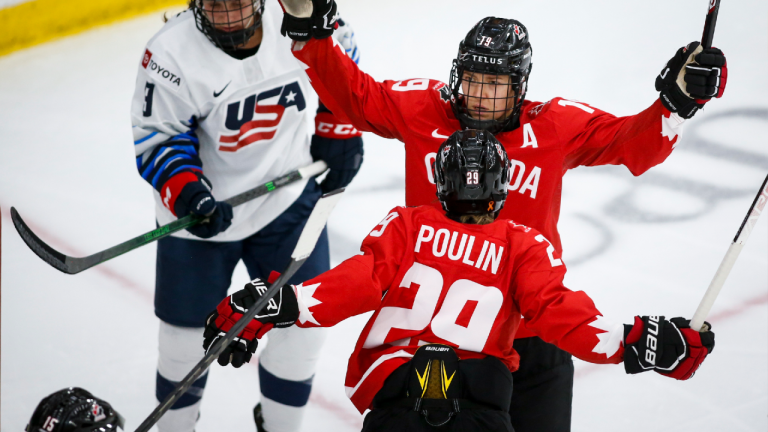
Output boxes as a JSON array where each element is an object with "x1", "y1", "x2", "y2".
[
  {"x1": 191, "y1": 0, "x2": 265, "y2": 51},
  {"x1": 26, "y1": 388, "x2": 124, "y2": 432},
  {"x1": 433, "y1": 129, "x2": 511, "y2": 216},
  {"x1": 449, "y1": 17, "x2": 533, "y2": 133}
]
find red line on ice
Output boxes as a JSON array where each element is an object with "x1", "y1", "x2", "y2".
[{"x1": 1, "y1": 206, "x2": 363, "y2": 430}]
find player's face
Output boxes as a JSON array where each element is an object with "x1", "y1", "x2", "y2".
[
  {"x1": 201, "y1": 0, "x2": 257, "y2": 32},
  {"x1": 460, "y1": 72, "x2": 517, "y2": 121}
]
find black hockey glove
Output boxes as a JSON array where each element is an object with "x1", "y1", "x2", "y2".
[
  {"x1": 624, "y1": 316, "x2": 715, "y2": 380},
  {"x1": 311, "y1": 103, "x2": 363, "y2": 193},
  {"x1": 656, "y1": 42, "x2": 728, "y2": 119},
  {"x1": 171, "y1": 174, "x2": 233, "y2": 239},
  {"x1": 203, "y1": 278, "x2": 299, "y2": 368},
  {"x1": 279, "y1": 0, "x2": 338, "y2": 41}
]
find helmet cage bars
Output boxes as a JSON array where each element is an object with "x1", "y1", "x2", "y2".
[
  {"x1": 433, "y1": 130, "x2": 511, "y2": 216},
  {"x1": 26, "y1": 388, "x2": 124, "y2": 432},
  {"x1": 192, "y1": 0, "x2": 264, "y2": 51},
  {"x1": 450, "y1": 17, "x2": 532, "y2": 134}
]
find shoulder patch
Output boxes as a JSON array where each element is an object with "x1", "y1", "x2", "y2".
[
  {"x1": 527, "y1": 101, "x2": 550, "y2": 118},
  {"x1": 433, "y1": 82, "x2": 454, "y2": 104},
  {"x1": 143, "y1": 53, "x2": 183, "y2": 90}
]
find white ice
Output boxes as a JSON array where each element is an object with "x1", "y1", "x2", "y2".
[{"x1": 1, "y1": 0, "x2": 766, "y2": 431}]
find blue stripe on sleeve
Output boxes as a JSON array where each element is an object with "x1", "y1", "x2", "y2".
[
  {"x1": 167, "y1": 164, "x2": 202, "y2": 179},
  {"x1": 134, "y1": 131, "x2": 158, "y2": 145},
  {"x1": 151, "y1": 154, "x2": 193, "y2": 188}
]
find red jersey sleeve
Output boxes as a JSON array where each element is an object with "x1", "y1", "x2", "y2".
[
  {"x1": 292, "y1": 38, "x2": 442, "y2": 141},
  {"x1": 510, "y1": 229, "x2": 625, "y2": 364},
  {"x1": 537, "y1": 97, "x2": 684, "y2": 176},
  {"x1": 293, "y1": 208, "x2": 407, "y2": 328}
]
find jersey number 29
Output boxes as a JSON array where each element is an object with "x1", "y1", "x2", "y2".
[{"x1": 363, "y1": 262, "x2": 503, "y2": 352}]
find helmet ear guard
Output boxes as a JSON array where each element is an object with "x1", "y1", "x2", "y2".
[
  {"x1": 450, "y1": 17, "x2": 533, "y2": 133},
  {"x1": 434, "y1": 130, "x2": 511, "y2": 217},
  {"x1": 191, "y1": 0, "x2": 265, "y2": 51}
]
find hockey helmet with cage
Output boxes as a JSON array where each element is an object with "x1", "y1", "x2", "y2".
[
  {"x1": 449, "y1": 17, "x2": 533, "y2": 133},
  {"x1": 433, "y1": 130, "x2": 511, "y2": 216},
  {"x1": 26, "y1": 387, "x2": 124, "y2": 432},
  {"x1": 191, "y1": 0, "x2": 265, "y2": 51}
]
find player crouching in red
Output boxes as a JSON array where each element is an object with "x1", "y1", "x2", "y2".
[{"x1": 203, "y1": 130, "x2": 715, "y2": 431}]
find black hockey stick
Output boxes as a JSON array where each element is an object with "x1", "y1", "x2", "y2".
[
  {"x1": 701, "y1": 0, "x2": 720, "y2": 49},
  {"x1": 133, "y1": 188, "x2": 344, "y2": 432},
  {"x1": 11, "y1": 161, "x2": 327, "y2": 275}
]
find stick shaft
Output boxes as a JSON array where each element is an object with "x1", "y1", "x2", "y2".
[
  {"x1": 701, "y1": 0, "x2": 720, "y2": 48},
  {"x1": 690, "y1": 173, "x2": 768, "y2": 330}
]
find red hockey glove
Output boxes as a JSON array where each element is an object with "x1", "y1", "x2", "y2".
[
  {"x1": 656, "y1": 42, "x2": 727, "y2": 119},
  {"x1": 623, "y1": 316, "x2": 715, "y2": 380},
  {"x1": 203, "y1": 278, "x2": 299, "y2": 368}
]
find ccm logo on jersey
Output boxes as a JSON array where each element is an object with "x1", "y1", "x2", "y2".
[
  {"x1": 218, "y1": 82, "x2": 306, "y2": 152},
  {"x1": 415, "y1": 224, "x2": 504, "y2": 274}
]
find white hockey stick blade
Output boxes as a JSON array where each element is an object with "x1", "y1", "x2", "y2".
[
  {"x1": 293, "y1": 188, "x2": 344, "y2": 261},
  {"x1": 690, "y1": 173, "x2": 768, "y2": 331}
]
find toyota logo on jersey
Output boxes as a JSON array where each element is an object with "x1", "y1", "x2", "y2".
[{"x1": 219, "y1": 82, "x2": 306, "y2": 152}]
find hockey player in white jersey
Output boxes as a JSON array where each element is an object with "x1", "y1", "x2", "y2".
[{"x1": 130, "y1": 1, "x2": 363, "y2": 431}]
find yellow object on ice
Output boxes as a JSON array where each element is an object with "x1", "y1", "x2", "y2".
[{"x1": 0, "y1": 0, "x2": 186, "y2": 56}]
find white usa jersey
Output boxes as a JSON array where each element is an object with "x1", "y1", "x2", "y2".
[{"x1": 130, "y1": 1, "x2": 316, "y2": 242}]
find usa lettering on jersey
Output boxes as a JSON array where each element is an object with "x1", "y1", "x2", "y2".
[{"x1": 218, "y1": 81, "x2": 306, "y2": 152}]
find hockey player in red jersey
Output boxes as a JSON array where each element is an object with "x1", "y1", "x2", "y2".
[
  {"x1": 203, "y1": 130, "x2": 715, "y2": 431},
  {"x1": 272, "y1": 4, "x2": 727, "y2": 430}
]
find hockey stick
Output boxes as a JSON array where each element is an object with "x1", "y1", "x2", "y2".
[
  {"x1": 10, "y1": 161, "x2": 327, "y2": 275},
  {"x1": 133, "y1": 188, "x2": 344, "y2": 432},
  {"x1": 690, "y1": 173, "x2": 768, "y2": 331},
  {"x1": 701, "y1": 0, "x2": 720, "y2": 49}
]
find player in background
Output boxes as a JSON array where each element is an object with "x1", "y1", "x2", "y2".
[
  {"x1": 25, "y1": 387, "x2": 124, "y2": 432},
  {"x1": 203, "y1": 130, "x2": 715, "y2": 431},
  {"x1": 130, "y1": 1, "x2": 363, "y2": 431},
  {"x1": 275, "y1": 4, "x2": 727, "y2": 430}
]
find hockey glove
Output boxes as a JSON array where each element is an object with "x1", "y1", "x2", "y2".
[
  {"x1": 203, "y1": 278, "x2": 299, "y2": 368},
  {"x1": 279, "y1": 0, "x2": 338, "y2": 41},
  {"x1": 623, "y1": 316, "x2": 715, "y2": 380},
  {"x1": 656, "y1": 42, "x2": 727, "y2": 119},
  {"x1": 311, "y1": 103, "x2": 363, "y2": 193},
  {"x1": 334, "y1": 18, "x2": 359, "y2": 64},
  {"x1": 162, "y1": 172, "x2": 233, "y2": 239}
]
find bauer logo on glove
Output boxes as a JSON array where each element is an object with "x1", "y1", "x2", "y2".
[{"x1": 203, "y1": 277, "x2": 300, "y2": 368}]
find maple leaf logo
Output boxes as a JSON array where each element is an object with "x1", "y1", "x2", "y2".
[
  {"x1": 296, "y1": 282, "x2": 322, "y2": 326},
  {"x1": 588, "y1": 316, "x2": 624, "y2": 358},
  {"x1": 661, "y1": 113, "x2": 685, "y2": 148}
]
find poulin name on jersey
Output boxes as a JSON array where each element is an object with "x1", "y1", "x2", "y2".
[
  {"x1": 142, "y1": 49, "x2": 181, "y2": 87},
  {"x1": 414, "y1": 224, "x2": 504, "y2": 275}
]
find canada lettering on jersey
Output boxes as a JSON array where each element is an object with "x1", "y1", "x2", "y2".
[
  {"x1": 218, "y1": 81, "x2": 306, "y2": 152},
  {"x1": 414, "y1": 224, "x2": 504, "y2": 274}
]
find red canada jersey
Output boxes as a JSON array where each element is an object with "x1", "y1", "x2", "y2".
[
  {"x1": 292, "y1": 37, "x2": 685, "y2": 254},
  {"x1": 293, "y1": 37, "x2": 684, "y2": 337},
  {"x1": 292, "y1": 206, "x2": 625, "y2": 413}
]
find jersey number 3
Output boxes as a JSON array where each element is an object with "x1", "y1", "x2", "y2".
[{"x1": 363, "y1": 262, "x2": 503, "y2": 352}]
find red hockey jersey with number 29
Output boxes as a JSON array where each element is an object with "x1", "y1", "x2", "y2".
[
  {"x1": 292, "y1": 37, "x2": 685, "y2": 339},
  {"x1": 291, "y1": 206, "x2": 626, "y2": 413}
]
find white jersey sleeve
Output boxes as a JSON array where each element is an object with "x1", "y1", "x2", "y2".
[{"x1": 130, "y1": 4, "x2": 318, "y2": 242}]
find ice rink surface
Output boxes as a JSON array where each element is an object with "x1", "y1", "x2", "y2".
[{"x1": 1, "y1": 0, "x2": 766, "y2": 430}]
